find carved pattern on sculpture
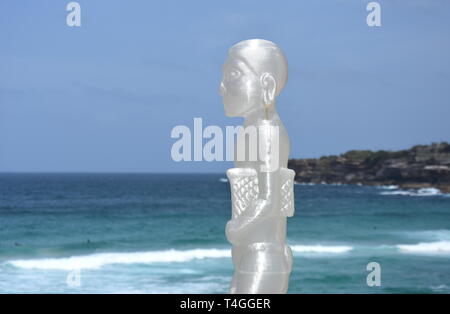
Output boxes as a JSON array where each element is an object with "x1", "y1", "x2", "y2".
[
  {"x1": 227, "y1": 168, "x2": 296, "y2": 219},
  {"x1": 280, "y1": 169, "x2": 295, "y2": 217},
  {"x1": 227, "y1": 168, "x2": 259, "y2": 219}
]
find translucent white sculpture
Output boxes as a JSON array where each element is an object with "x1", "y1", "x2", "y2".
[{"x1": 219, "y1": 39, "x2": 295, "y2": 294}]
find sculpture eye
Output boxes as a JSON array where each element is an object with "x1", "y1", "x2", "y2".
[{"x1": 229, "y1": 69, "x2": 241, "y2": 78}]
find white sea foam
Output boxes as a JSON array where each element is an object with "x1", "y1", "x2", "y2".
[
  {"x1": 378, "y1": 185, "x2": 399, "y2": 190},
  {"x1": 291, "y1": 245, "x2": 353, "y2": 254},
  {"x1": 430, "y1": 285, "x2": 450, "y2": 292},
  {"x1": 295, "y1": 182, "x2": 347, "y2": 186},
  {"x1": 219, "y1": 178, "x2": 228, "y2": 183},
  {"x1": 6, "y1": 248, "x2": 231, "y2": 270},
  {"x1": 6, "y1": 244, "x2": 358, "y2": 270},
  {"x1": 380, "y1": 190, "x2": 415, "y2": 196},
  {"x1": 397, "y1": 241, "x2": 450, "y2": 255},
  {"x1": 414, "y1": 187, "x2": 442, "y2": 195},
  {"x1": 381, "y1": 187, "x2": 443, "y2": 197}
]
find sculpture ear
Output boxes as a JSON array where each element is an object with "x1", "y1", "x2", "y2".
[{"x1": 260, "y1": 73, "x2": 277, "y2": 105}]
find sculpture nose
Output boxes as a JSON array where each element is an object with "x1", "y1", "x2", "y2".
[{"x1": 219, "y1": 82, "x2": 226, "y2": 96}]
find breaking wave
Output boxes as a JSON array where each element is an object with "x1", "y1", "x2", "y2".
[
  {"x1": 397, "y1": 241, "x2": 450, "y2": 255},
  {"x1": 381, "y1": 187, "x2": 443, "y2": 197},
  {"x1": 6, "y1": 249, "x2": 231, "y2": 270},
  {"x1": 290, "y1": 245, "x2": 353, "y2": 254},
  {"x1": 378, "y1": 185, "x2": 399, "y2": 190},
  {"x1": 5, "y1": 244, "x2": 357, "y2": 270}
]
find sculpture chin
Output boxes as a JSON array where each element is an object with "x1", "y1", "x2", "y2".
[
  {"x1": 223, "y1": 102, "x2": 241, "y2": 117},
  {"x1": 223, "y1": 101, "x2": 252, "y2": 118},
  {"x1": 225, "y1": 109, "x2": 245, "y2": 118},
  {"x1": 224, "y1": 109, "x2": 238, "y2": 117}
]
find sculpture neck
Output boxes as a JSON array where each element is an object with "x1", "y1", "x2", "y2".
[{"x1": 244, "y1": 105, "x2": 279, "y2": 125}]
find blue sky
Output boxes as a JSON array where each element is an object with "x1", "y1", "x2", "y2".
[{"x1": 1, "y1": 0, "x2": 449, "y2": 172}]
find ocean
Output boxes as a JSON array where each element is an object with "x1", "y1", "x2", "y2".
[{"x1": 0, "y1": 173, "x2": 449, "y2": 294}]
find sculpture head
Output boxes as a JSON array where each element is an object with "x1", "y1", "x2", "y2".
[{"x1": 219, "y1": 39, "x2": 288, "y2": 118}]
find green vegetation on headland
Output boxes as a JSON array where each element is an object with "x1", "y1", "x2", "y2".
[{"x1": 288, "y1": 142, "x2": 450, "y2": 193}]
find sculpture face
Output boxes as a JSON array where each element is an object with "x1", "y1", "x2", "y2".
[
  {"x1": 220, "y1": 58, "x2": 262, "y2": 117},
  {"x1": 219, "y1": 39, "x2": 288, "y2": 118}
]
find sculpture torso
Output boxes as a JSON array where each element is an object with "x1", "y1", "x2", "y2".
[{"x1": 234, "y1": 112, "x2": 290, "y2": 246}]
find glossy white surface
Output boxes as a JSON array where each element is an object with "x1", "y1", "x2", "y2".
[{"x1": 220, "y1": 39, "x2": 295, "y2": 294}]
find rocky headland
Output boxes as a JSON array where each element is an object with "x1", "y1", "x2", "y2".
[{"x1": 288, "y1": 142, "x2": 450, "y2": 193}]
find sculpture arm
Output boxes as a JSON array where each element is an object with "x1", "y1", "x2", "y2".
[
  {"x1": 257, "y1": 121, "x2": 281, "y2": 210},
  {"x1": 226, "y1": 199, "x2": 270, "y2": 245},
  {"x1": 225, "y1": 173, "x2": 281, "y2": 245},
  {"x1": 226, "y1": 123, "x2": 282, "y2": 245},
  {"x1": 225, "y1": 174, "x2": 280, "y2": 245}
]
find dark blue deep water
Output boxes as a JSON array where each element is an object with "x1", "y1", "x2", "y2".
[{"x1": 0, "y1": 173, "x2": 449, "y2": 293}]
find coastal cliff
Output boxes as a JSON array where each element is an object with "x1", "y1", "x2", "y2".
[{"x1": 288, "y1": 142, "x2": 450, "y2": 193}]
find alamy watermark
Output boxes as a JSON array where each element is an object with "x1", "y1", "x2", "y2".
[
  {"x1": 366, "y1": 262, "x2": 381, "y2": 287},
  {"x1": 367, "y1": 2, "x2": 381, "y2": 27},
  {"x1": 66, "y1": 269, "x2": 82, "y2": 288},
  {"x1": 170, "y1": 118, "x2": 279, "y2": 172},
  {"x1": 66, "y1": 2, "x2": 81, "y2": 27}
]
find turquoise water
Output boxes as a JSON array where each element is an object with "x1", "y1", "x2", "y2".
[{"x1": 0, "y1": 173, "x2": 449, "y2": 294}]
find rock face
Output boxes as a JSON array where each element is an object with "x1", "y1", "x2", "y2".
[{"x1": 288, "y1": 142, "x2": 450, "y2": 193}]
